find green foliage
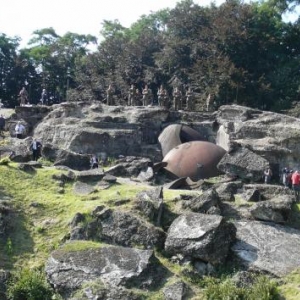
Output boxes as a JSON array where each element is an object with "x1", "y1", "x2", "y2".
[
  {"x1": 6, "y1": 268, "x2": 54, "y2": 300},
  {"x1": 0, "y1": 157, "x2": 10, "y2": 165},
  {"x1": 202, "y1": 275, "x2": 280, "y2": 300}
]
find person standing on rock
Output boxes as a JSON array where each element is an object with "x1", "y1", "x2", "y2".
[
  {"x1": 90, "y1": 154, "x2": 99, "y2": 169},
  {"x1": 142, "y1": 84, "x2": 152, "y2": 106},
  {"x1": 128, "y1": 84, "x2": 136, "y2": 106},
  {"x1": 18, "y1": 87, "x2": 28, "y2": 106},
  {"x1": 0, "y1": 114, "x2": 5, "y2": 136},
  {"x1": 264, "y1": 168, "x2": 272, "y2": 184},
  {"x1": 40, "y1": 88, "x2": 48, "y2": 105},
  {"x1": 29, "y1": 138, "x2": 42, "y2": 161},
  {"x1": 106, "y1": 84, "x2": 114, "y2": 106},
  {"x1": 15, "y1": 121, "x2": 26, "y2": 139},
  {"x1": 173, "y1": 87, "x2": 182, "y2": 111},
  {"x1": 186, "y1": 87, "x2": 194, "y2": 111},
  {"x1": 292, "y1": 170, "x2": 300, "y2": 201}
]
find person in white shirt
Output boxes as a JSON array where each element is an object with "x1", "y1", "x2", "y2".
[{"x1": 15, "y1": 121, "x2": 26, "y2": 139}]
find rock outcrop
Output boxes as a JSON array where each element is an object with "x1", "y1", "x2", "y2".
[{"x1": 232, "y1": 220, "x2": 300, "y2": 276}]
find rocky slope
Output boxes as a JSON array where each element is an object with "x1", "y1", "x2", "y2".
[{"x1": 1, "y1": 102, "x2": 300, "y2": 299}]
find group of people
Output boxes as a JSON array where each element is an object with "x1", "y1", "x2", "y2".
[
  {"x1": 14, "y1": 121, "x2": 42, "y2": 161},
  {"x1": 107, "y1": 84, "x2": 196, "y2": 111},
  {"x1": 280, "y1": 167, "x2": 300, "y2": 201},
  {"x1": 18, "y1": 87, "x2": 49, "y2": 107}
]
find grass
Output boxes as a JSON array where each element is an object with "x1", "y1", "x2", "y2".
[
  {"x1": 0, "y1": 162, "x2": 146, "y2": 270},
  {"x1": 1, "y1": 161, "x2": 299, "y2": 299}
]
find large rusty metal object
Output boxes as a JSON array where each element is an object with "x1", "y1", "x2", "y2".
[
  {"x1": 162, "y1": 141, "x2": 226, "y2": 180},
  {"x1": 158, "y1": 124, "x2": 204, "y2": 157}
]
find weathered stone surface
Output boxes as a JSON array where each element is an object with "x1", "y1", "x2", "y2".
[
  {"x1": 165, "y1": 213, "x2": 236, "y2": 265},
  {"x1": 215, "y1": 181, "x2": 243, "y2": 202},
  {"x1": 232, "y1": 220, "x2": 300, "y2": 276},
  {"x1": 243, "y1": 184, "x2": 292, "y2": 200},
  {"x1": 216, "y1": 105, "x2": 300, "y2": 172},
  {"x1": 163, "y1": 281, "x2": 187, "y2": 300},
  {"x1": 105, "y1": 157, "x2": 152, "y2": 178},
  {"x1": 240, "y1": 188, "x2": 261, "y2": 202},
  {"x1": 73, "y1": 182, "x2": 96, "y2": 195},
  {"x1": 95, "y1": 209, "x2": 165, "y2": 249},
  {"x1": 75, "y1": 168, "x2": 105, "y2": 182},
  {"x1": 46, "y1": 243, "x2": 155, "y2": 294},
  {"x1": 217, "y1": 146, "x2": 269, "y2": 182},
  {"x1": 181, "y1": 188, "x2": 219, "y2": 213},
  {"x1": 134, "y1": 187, "x2": 164, "y2": 225},
  {"x1": 250, "y1": 195, "x2": 293, "y2": 223},
  {"x1": 54, "y1": 150, "x2": 90, "y2": 171},
  {"x1": 33, "y1": 102, "x2": 168, "y2": 160},
  {"x1": 137, "y1": 166, "x2": 154, "y2": 182},
  {"x1": 71, "y1": 209, "x2": 165, "y2": 249}
]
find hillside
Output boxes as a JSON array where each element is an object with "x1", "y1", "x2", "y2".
[{"x1": 2, "y1": 103, "x2": 300, "y2": 299}]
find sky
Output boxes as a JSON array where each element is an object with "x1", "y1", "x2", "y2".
[{"x1": 0, "y1": 0, "x2": 224, "y2": 48}]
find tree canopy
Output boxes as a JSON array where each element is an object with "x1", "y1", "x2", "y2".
[{"x1": 0, "y1": 0, "x2": 300, "y2": 111}]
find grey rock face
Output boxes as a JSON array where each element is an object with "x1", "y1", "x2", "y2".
[
  {"x1": 105, "y1": 157, "x2": 152, "y2": 178},
  {"x1": 163, "y1": 281, "x2": 187, "y2": 300},
  {"x1": 54, "y1": 150, "x2": 90, "y2": 171},
  {"x1": 215, "y1": 181, "x2": 243, "y2": 202},
  {"x1": 95, "y1": 209, "x2": 165, "y2": 249},
  {"x1": 250, "y1": 195, "x2": 293, "y2": 223},
  {"x1": 181, "y1": 188, "x2": 219, "y2": 212},
  {"x1": 134, "y1": 187, "x2": 164, "y2": 226},
  {"x1": 232, "y1": 220, "x2": 300, "y2": 276},
  {"x1": 164, "y1": 213, "x2": 236, "y2": 265},
  {"x1": 217, "y1": 146, "x2": 269, "y2": 182},
  {"x1": 46, "y1": 243, "x2": 154, "y2": 294},
  {"x1": 216, "y1": 105, "x2": 300, "y2": 171},
  {"x1": 70, "y1": 209, "x2": 165, "y2": 249}
]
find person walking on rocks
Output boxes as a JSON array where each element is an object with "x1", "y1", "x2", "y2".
[
  {"x1": 15, "y1": 121, "x2": 26, "y2": 139},
  {"x1": 29, "y1": 138, "x2": 42, "y2": 161}
]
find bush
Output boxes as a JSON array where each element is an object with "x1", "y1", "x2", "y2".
[
  {"x1": 6, "y1": 268, "x2": 54, "y2": 300},
  {"x1": 203, "y1": 275, "x2": 280, "y2": 300},
  {"x1": 0, "y1": 157, "x2": 10, "y2": 165}
]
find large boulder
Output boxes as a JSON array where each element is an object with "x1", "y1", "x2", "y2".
[
  {"x1": 217, "y1": 146, "x2": 269, "y2": 182},
  {"x1": 70, "y1": 208, "x2": 165, "y2": 249},
  {"x1": 164, "y1": 213, "x2": 236, "y2": 265},
  {"x1": 249, "y1": 195, "x2": 293, "y2": 223},
  {"x1": 181, "y1": 188, "x2": 219, "y2": 213},
  {"x1": 45, "y1": 242, "x2": 156, "y2": 296},
  {"x1": 216, "y1": 105, "x2": 300, "y2": 173},
  {"x1": 232, "y1": 220, "x2": 300, "y2": 276}
]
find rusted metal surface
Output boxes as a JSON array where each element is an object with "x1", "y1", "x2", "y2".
[
  {"x1": 162, "y1": 141, "x2": 226, "y2": 180},
  {"x1": 158, "y1": 124, "x2": 203, "y2": 157}
]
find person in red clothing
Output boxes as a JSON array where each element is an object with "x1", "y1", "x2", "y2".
[{"x1": 291, "y1": 170, "x2": 300, "y2": 201}]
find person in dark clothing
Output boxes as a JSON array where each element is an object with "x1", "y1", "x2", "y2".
[
  {"x1": 90, "y1": 154, "x2": 99, "y2": 169},
  {"x1": 29, "y1": 138, "x2": 42, "y2": 161},
  {"x1": 0, "y1": 115, "x2": 5, "y2": 135}
]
